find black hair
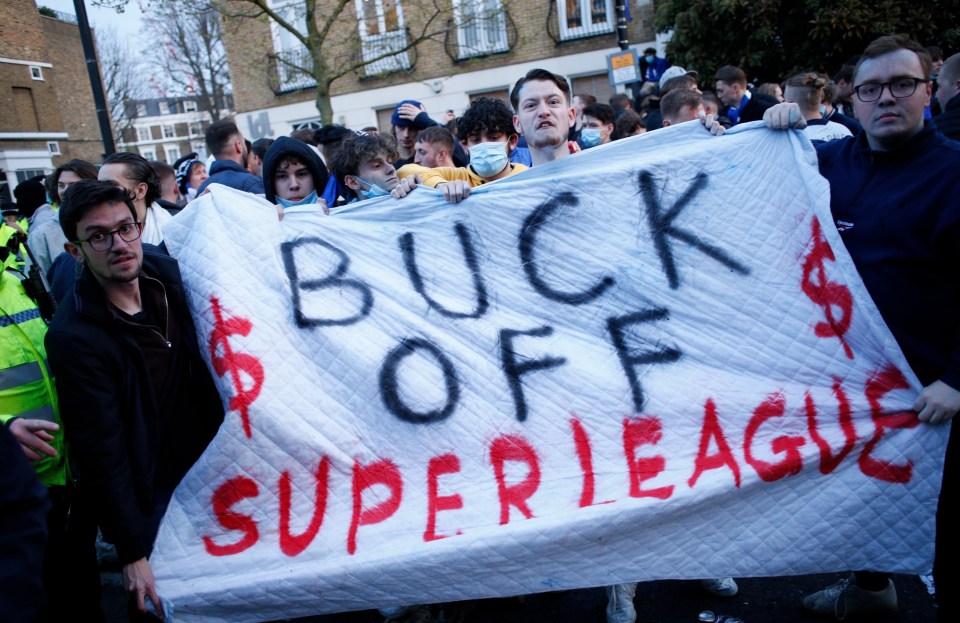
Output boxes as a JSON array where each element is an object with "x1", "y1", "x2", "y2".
[
  {"x1": 205, "y1": 119, "x2": 241, "y2": 158},
  {"x1": 101, "y1": 152, "x2": 160, "y2": 207},
  {"x1": 251, "y1": 138, "x2": 275, "y2": 159},
  {"x1": 50, "y1": 159, "x2": 98, "y2": 204},
  {"x1": 457, "y1": 97, "x2": 516, "y2": 142},
  {"x1": 59, "y1": 179, "x2": 137, "y2": 241},
  {"x1": 582, "y1": 103, "x2": 616, "y2": 127}
]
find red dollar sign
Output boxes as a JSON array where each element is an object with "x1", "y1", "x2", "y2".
[
  {"x1": 209, "y1": 296, "x2": 264, "y2": 438},
  {"x1": 801, "y1": 219, "x2": 854, "y2": 359}
]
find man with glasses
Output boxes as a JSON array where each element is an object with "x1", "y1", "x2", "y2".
[
  {"x1": 45, "y1": 180, "x2": 224, "y2": 621},
  {"x1": 763, "y1": 35, "x2": 960, "y2": 621}
]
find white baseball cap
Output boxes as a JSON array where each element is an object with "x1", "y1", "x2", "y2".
[{"x1": 659, "y1": 66, "x2": 699, "y2": 90}]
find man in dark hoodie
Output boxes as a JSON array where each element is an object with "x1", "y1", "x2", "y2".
[{"x1": 262, "y1": 136, "x2": 330, "y2": 212}]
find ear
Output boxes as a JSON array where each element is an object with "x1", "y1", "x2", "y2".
[
  {"x1": 507, "y1": 134, "x2": 519, "y2": 151},
  {"x1": 662, "y1": 119, "x2": 671, "y2": 127},
  {"x1": 344, "y1": 175, "x2": 362, "y2": 191},
  {"x1": 566, "y1": 106, "x2": 576, "y2": 128},
  {"x1": 513, "y1": 114, "x2": 523, "y2": 135},
  {"x1": 134, "y1": 182, "x2": 148, "y2": 202},
  {"x1": 64, "y1": 241, "x2": 84, "y2": 262}
]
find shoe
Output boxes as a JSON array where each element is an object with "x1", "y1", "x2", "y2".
[
  {"x1": 701, "y1": 577, "x2": 739, "y2": 597},
  {"x1": 605, "y1": 583, "x2": 637, "y2": 623},
  {"x1": 801, "y1": 574, "x2": 898, "y2": 620}
]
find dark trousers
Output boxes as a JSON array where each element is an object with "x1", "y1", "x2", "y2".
[{"x1": 37, "y1": 483, "x2": 104, "y2": 623}]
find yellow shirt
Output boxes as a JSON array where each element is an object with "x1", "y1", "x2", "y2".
[{"x1": 397, "y1": 163, "x2": 528, "y2": 188}]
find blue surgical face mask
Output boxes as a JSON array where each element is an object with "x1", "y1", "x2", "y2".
[
  {"x1": 580, "y1": 128, "x2": 602, "y2": 148},
  {"x1": 469, "y1": 141, "x2": 509, "y2": 178},
  {"x1": 644, "y1": 55, "x2": 655, "y2": 63},
  {"x1": 354, "y1": 176, "x2": 390, "y2": 199},
  {"x1": 277, "y1": 190, "x2": 318, "y2": 209}
]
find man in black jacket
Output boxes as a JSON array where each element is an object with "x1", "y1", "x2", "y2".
[{"x1": 46, "y1": 180, "x2": 224, "y2": 620}]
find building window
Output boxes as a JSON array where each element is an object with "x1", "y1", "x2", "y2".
[
  {"x1": 184, "y1": 100, "x2": 198, "y2": 112},
  {"x1": 558, "y1": 0, "x2": 614, "y2": 40},
  {"x1": 267, "y1": 0, "x2": 317, "y2": 91},
  {"x1": 188, "y1": 122, "x2": 202, "y2": 137},
  {"x1": 141, "y1": 149, "x2": 156, "y2": 160},
  {"x1": 355, "y1": 0, "x2": 411, "y2": 76},
  {"x1": 16, "y1": 170, "x2": 46, "y2": 184},
  {"x1": 162, "y1": 124, "x2": 176, "y2": 138},
  {"x1": 47, "y1": 141, "x2": 61, "y2": 155},
  {"x1": 165, "y1": 146, "x2": 180, "y2": 162},
  {"x1": 137, "y1": 103, "x2": 148, "y2": 117},
  {"x1": 29, "y1": 66, "x2": 44, "y2": 80},
  {"x1": 137, "y1": 126, "x2": 152, "y2": 142},
  {"x1": 158, "y1": 101, "x2": 170, "y2": 115},
  {"x1": 454, "y1": 0, "x2": 508, "y2": 59}
]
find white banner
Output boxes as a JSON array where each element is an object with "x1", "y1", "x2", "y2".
[{"x1": 154, "y1": 122, "x2": 946, "y2": 622}]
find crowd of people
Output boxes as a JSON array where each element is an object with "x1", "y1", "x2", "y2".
[{"x1": 1, "y1": 32, "x2": 958, "y2": 623}]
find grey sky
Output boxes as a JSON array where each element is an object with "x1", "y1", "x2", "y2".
[{"x1": 36, "y1": 0, "x2": 145, "y2": 42}]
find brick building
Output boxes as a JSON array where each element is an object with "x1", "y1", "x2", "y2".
[
  {"x1": 221, "y1": 0, "x2": 663, "y2": 139},
  {"x1": 118, "y1": 94, "x2": 235, "y2": 164},
  {"x1": 0, "y1": 1, "x2": 105, "y2": 202}
]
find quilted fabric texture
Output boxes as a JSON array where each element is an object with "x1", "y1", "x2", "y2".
[{"x1": 152, "y1": 122, "x2": 946, "y2": 623}]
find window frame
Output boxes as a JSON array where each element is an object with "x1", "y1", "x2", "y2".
[
  {"x1": 29, "y1": 66, "x2": 44, "y2": 80},
  {"x1": 266, "y1": 0, "x2": 317, "y2": 91},
  {"x1": 558, "y1": 0, "x2": 615, "y2": 41},
  {"x1": 354, "y1": 0, "x2": 411, "y2": 75},
  {"x1": 453, "y1": 0, "x2": 508, "y2": 59}
]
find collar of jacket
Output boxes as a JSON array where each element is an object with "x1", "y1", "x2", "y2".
[
  {"x1": 71, "y1": 247, "x2": 184, "y2": 326},
  {"x1": 851, "y1": 122, "x2": 940, "y2": 164}
]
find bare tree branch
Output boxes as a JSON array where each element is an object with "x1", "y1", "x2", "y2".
[
  {"x1": 216, "y1": 0, "x2": 485, "y2": 122},
  {"x1": 141, "y1": 1, "x2": 232, "y2": 121},
  {"x1": 95, "y1": 24, "x2": 147, "y2": 143}
]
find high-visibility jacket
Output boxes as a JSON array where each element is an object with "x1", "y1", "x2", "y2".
[{"x1": 0, "y1": 226, "x2": 63, "y2": 487}]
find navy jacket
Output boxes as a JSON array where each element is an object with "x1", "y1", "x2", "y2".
[
  {"x1": 815, "y1": 125, "x2": 960, "y2": 389},
  {"x1": 934, "y1": 93, "x2": 960, "y2": 141},
  {"x1": 197, "y1": 159, "x2": 265, "y2": 196}
]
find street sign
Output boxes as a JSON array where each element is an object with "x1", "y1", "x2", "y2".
[{"x1": 607, "y1": 48, "x2": 640, "y2": 86}]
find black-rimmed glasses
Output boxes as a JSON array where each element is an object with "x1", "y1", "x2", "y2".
[
  {"x1": 854, "y1": 77, "x2": 928, "y2": 102},
  {"x1": 73, "y1": 222, "x2": 143, "y2": 252}
]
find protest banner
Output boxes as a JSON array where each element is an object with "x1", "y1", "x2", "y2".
[{"x1": 152, "y1": 122, "x2": 947, "y2": 622}]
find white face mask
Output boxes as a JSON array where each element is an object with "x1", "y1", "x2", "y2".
[{"x1": 468, "y1": 141, "x2": 509, "y2": 178}]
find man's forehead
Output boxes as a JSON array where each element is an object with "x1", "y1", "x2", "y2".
[
  {"x1": 98, "y1": 163, "x2": 129, "y2": 181},
  {"x1": 520, "y1": 80, "x2": 567, "y2": 103},
  {"x1": 79, "y1": 201, "x2": 136, "y2": 229},
  {"x1": 363, "y1": 154, "x2": 389, "y2": 166},
  {"x1": 855, "y1": 49, "x2": 924, "y2": 82},
  {"x1": 277, "y1": 158, "x2": 305, "y2": 170}
]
